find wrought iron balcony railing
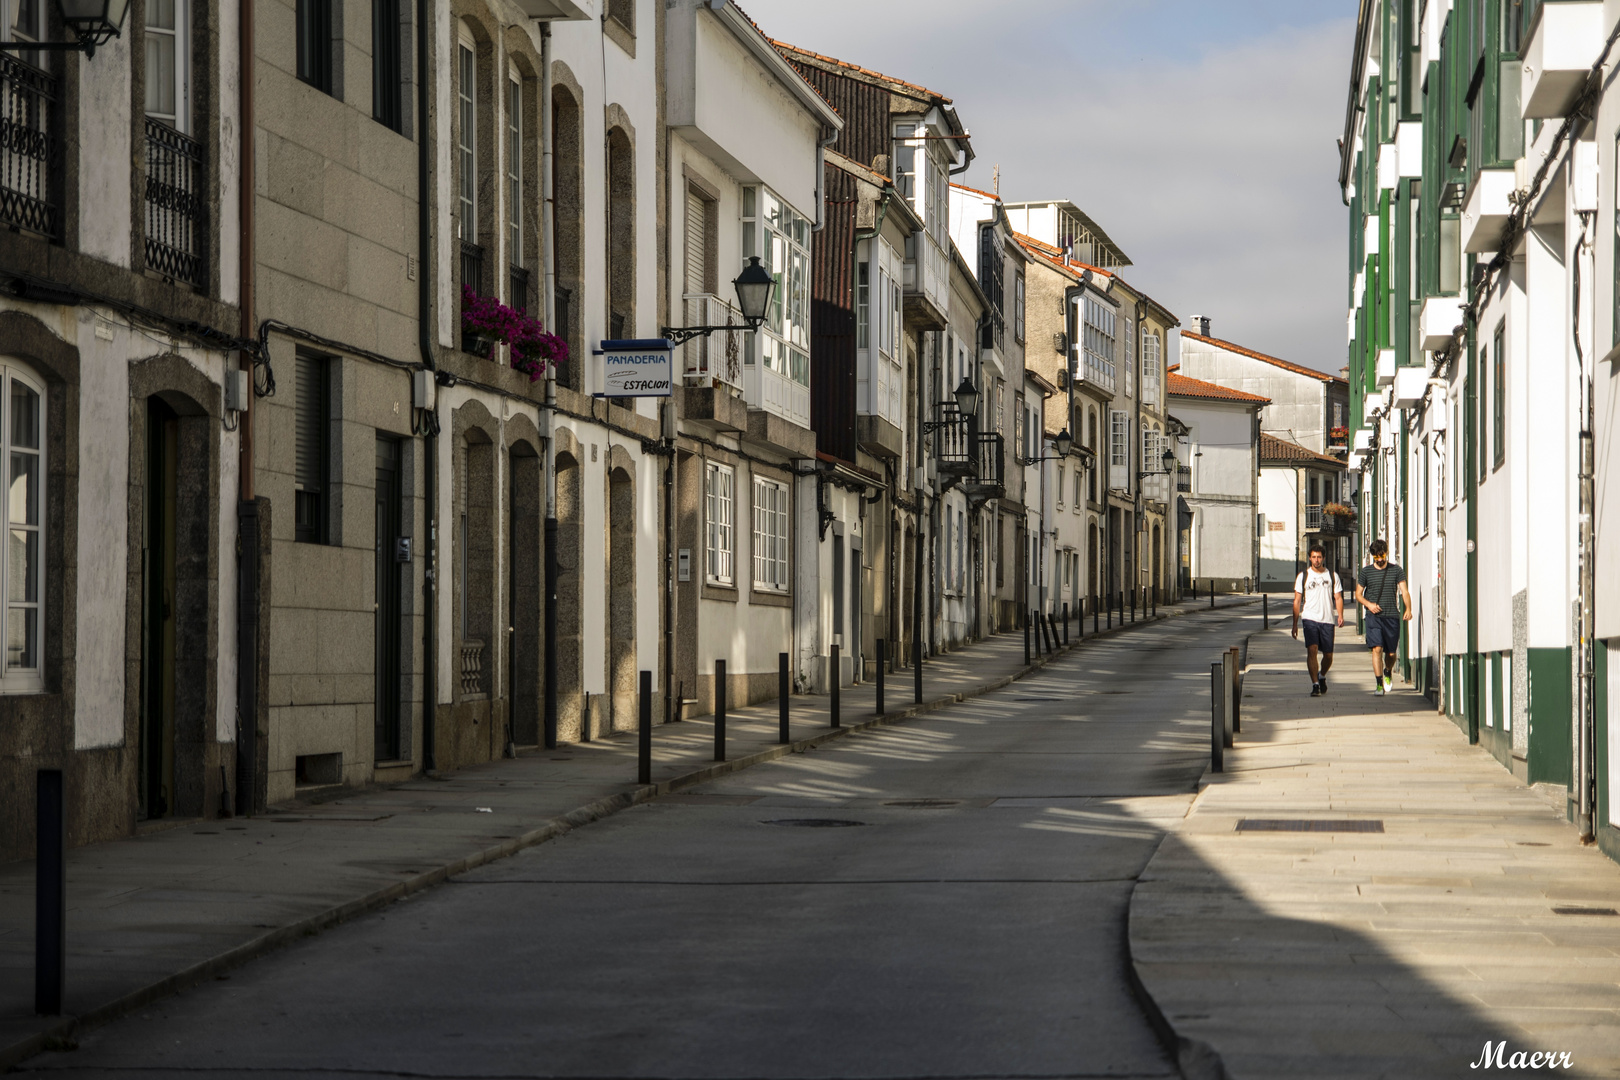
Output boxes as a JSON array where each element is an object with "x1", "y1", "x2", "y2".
[
  {"x1": 0, "y1": 53, "x2": 57, "y2": 237},
  {"x1": 460, "y1": 240, "x2": 484, "y2": 297},
  {"x1": 509, "y1": 264, "x2": 530, "y2": 312},
  {"x1": 144, "y1": 118, "x2": 206, "y2": 287},
  {"x1": 1176, "y1": 464, "x2": 1191, "y2": 492}
]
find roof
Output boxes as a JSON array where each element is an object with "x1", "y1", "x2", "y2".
[
  {"x1": 1002, "y1": 199, "x2": 1131, "y2": 268},
  {"x1": 1167, "y1": 371, "x2": 1271, "y2": 405},
  {"x1": 1183, "y1": 331, "x2": 1348, "y2": 386},
  {"x1": 1259, "y1": 433, "x2": 1346, "y2": 468},
  {"x1": 771, "y1": 40, "x2": 951, "y2": 105},
  {"x1": 951, "y1": 181, "x2": 1000, "y2": 202},
  {"x1": 1014, "y1": 233, "x2": 1113, "y2": 281}
]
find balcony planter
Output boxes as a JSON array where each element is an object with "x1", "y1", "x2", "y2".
[{"x1": 461, "y1": 286, "x2": 568, "y2": 380}]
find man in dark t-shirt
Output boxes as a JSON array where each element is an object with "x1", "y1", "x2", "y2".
[{"x1": 1355, "y1": 538, "x2": 1412, "y2": 695}]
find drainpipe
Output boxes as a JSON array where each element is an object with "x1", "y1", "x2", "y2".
[
  {"x1": 416, "y1": 0, "x2": 439, "y2": 772},
  {"x1": 1574, "y1": 211, "x2": 1596, "y2": 841},
  {"x1": 235, "y1": 0, "x2": 258, "y2": 817},
  {"x1": 540, "y1": 23, "x2": 559, "y2": 749},
  {"x1": 812, "y1": 126, "x2": 837, "y2": 232}
]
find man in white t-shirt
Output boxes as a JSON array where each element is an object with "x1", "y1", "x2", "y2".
[{"x1": 1292, "y1": 544, "x2": 1345, "y2": 697}]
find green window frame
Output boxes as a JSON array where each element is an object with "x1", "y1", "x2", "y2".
[{"x1": 1492, "y1": 321, "x2": 1506, "y2": 471}]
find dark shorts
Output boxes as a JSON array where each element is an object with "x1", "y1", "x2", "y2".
[
  {"x1": 1366, "y1": 613, "x2": 1402, "y2": 652},
  {"x1": 1302, "y1": 619, "x2": 1335, "y2": 653}
]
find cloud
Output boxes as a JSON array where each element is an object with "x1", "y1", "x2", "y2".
[{"x1": 744, "y1": 0, "x2": 1357, "y2": 374}]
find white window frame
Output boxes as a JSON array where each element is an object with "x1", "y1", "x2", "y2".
[
  {"x1": 1014, "y1": 272, "x2": 1025, "y2": 343},
  {"x1": 752, "y1": 477, "x2": 789, "y2": 592},
  {"x1": 1123, "y1": 315, "x2": 1135, "y2": 398},
  {"x1": 1141, "y1": 327, "x2": 1161, "y2": 400},
  {"x1": 144, "y1": 0, "x2": 191, "y2": 133},
  {"x1": 457, "y1": 27, "x2": 477, "y2": 244},
  {"x1": 1109, "y1": 408, "x2": 1128, "y2": 491},
  {"x1": 1, "y1": 362, "x2": 45, "y2": 693},
  {"x1": 705, "y1": 462, "x2": 735, "y2": 586},
  {"x1": 507, "y1": 66, "x2": 522, "y2": 271},
  {"x1": 741, "y1": 185, "x2": 812, "y2": 388},
  {"x1": 856, "y1": 262, "x2": 869, "y2": 350}
]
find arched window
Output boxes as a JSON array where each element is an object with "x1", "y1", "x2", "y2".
[
  {"x1": 606, "y1": 125, "x2": 634, "y2": 341},
  {"x1": 1, "y1": 361, "x2": 44, "y2": 693},
  {"x1": 1087, "y1": 407, "x2": 1098, "y2": 503},
  {"x1": 551, "y1": 81, "x2": 583, "y2": 384}
]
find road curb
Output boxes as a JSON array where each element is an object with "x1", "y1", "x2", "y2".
[{"x1": 1, "y1": 596, "x2": 1259, "y2": 1071}]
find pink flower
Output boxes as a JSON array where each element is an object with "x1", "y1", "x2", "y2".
[{"x1": 462, "y1": 286, "x2": 568, "y2": 380}]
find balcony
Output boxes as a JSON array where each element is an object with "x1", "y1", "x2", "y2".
[
  {"x1": 903, "y1": 229, "x2": 951, "y2": 329},
  {"x1": 1176, "y1": 464, "x2": 1191, "y2": 493},
  {"x1": 0, "y1": 54, "x2": 57, "y2": 237},
  {"x1": 1520, "y1": 1, "x2": 1603, "y2": 119},
  {"x1": 1419, "y1": 296, "x2": 1464, "y2": 352},
  {"x1": 744, "y1": 360, "x2": 810, "y2": 430},
  {"x1": 509, "y1": 264, "x2": 530, "y2": 312},
  {"x1": 931, "y1": 406, "x2": 974, "y2": 478},
  {"x1": 1376, "y1": 348, "x2": 1395, "y2": 387},
  {"x1": 460, "y1": 240, "x2": 484, "y2": 297},
  {"x1": 1393, "y1": 366, "x2": 1427, "y2": 410},
  {"x1": 1072, "y1": 349, "x2": 1116, "y2": 397},
  {"x1": 1307, "y1": 504, "x2": 1354, "y2": 535},
  {"x1": 1462, "y1": 169, "x2": 1515, "y2": 254},
  {"x1": 144, "y1": 119, "x2": 206, "y2": 288},
  {"x1": 679, "y1": 293, "x2": 745, "y2": 394}
]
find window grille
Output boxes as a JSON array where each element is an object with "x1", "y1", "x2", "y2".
[
  {"x1": 0, "y1": 53, "x2": 56, "y2": 237},
  {"x1": 144, "y1": 119, "x2": 206, "y2": 287}
]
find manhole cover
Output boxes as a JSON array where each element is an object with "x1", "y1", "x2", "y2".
[
  {"x1": 761, "y1": 818, "x2": 867, "y2": 828},
  {"x1": 1236, "y1": 819, "x2": 1384, "y2": 833},
  {"x1": 883, "y1": 799, "x2": 960, "y2": 809},
  {"x1": 1552, "y1": 906, "x2": 1618, "y2": 916}
]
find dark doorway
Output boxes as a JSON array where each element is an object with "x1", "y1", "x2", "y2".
[
  {"x1": 140, "y1": 399, "x2": 179, "y2": 820},
  {"x1": 375, "y1": 436, "x2": 404, "y2": 762},
  {"x1": 509, "y1": 446, "x2": 541, "y2": 746}
]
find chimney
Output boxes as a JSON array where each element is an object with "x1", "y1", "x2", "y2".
[{"x1": 1190, "y1": 314, "x2": 1210, "y2": 337}]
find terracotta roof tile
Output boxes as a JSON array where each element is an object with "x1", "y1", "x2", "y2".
[
  {"x1": 1013, "y1": 233, "x2": 1113, "y2": 279},
  {"x1": 950, "y1": 181, "x2": 1000, "y2": 202},
  {"x1": 1259, "y1": 433, "x2": 1345, "y2": 467},
  {"x1": 1167, "y1": 371, "x2": 1271, "y2": 405},
  {"x1": 1183, "y1": 331, "x2": 1347, "y2": 386},
  {"x1": 770, "y1": 40, "x2": 952, "y2": 104}
]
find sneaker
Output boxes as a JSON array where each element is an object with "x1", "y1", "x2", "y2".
[
  {"x1": 1373, "y1": 683, "x2": 1385, "y2": 696},
  {"x1": 1310, "y1": 683, "x2": 1322, "y2": 697},
  {"x1": 1383, "y1": 676, "x2": 1394, "y2": 693},
  {"x1": 1319, "y1": 677, "x2": 1328, "y2": 695}
]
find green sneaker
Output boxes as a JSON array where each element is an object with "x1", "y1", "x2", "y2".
[
  {"x1": 1373, "y1": 683, "x2": 1385, "y2": 696},
  {"x1": 1383, "y1": 676, "x2": 1393, "y2": 693}
]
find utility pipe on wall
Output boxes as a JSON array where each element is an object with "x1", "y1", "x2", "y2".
[
  {"x1": 540, "y1": 22, "x2": 558, "y2": 749},
  {"x1": 234, "y1": 0, "x2": 258, "y2": 817},
  {"x1": 416, "y1": 0, "x2": 438, "y2": 772}
]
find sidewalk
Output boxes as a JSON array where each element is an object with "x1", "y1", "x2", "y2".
[
  {"x1": 1129, "y1": 626, "x2": 1620, "y2": 1079},
  {"x1": 0, "y1": 593, "x2": 1255, "y2": 1068}
]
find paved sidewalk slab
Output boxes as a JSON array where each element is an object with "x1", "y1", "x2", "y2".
[
  {"x1": 1129, "y1": 626, "x2": 1620, "y2": 1079},
  {"x1": 0, "y1": 595, "x2": 1253, "y2": 1068}
]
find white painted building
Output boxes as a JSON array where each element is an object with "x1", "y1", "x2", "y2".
[{"x1": 1166, "y1": 372, "x2": 1265, "y2": 589}]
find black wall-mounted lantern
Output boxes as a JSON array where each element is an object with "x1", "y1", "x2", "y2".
[
  {"x1": 0, "y1": 0, "x2": 130, "y2": 58},
  {"x1": 662, "y1": 257, "x2": 774, "y2": 346}
]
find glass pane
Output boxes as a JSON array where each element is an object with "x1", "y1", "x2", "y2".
[
  {"x1": 148, "y1": 0, "x2": 176, "y2": 30},
  {"x1": 10, "y1": 381, "x2": 38, "y2": 450},
  {"x1": 10, "y1": 452, "x2": 36, "y2": 526},
  {"x1": 10, "y1": 528, "x2": 36, "y2": 602},
  {"x1": 8, "y1": 606, "x2": 35, "y2": 670},
  {"x1": 146, "y1": 32, "x2": 177, "y2": 119},
  {"x1": 12, "y1": 0, "x2": 40, "y2": 39}
]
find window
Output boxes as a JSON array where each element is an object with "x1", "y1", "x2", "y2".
[
  {"x1": 705, "y1": 462, "x2": 734, "y2": 585},
  {"x1": 145, "y1": 0, "x2": 189, "y2": 132},
  {"x1": 1014, "y1": 273, "x2": 1025, "y2": 343},
  {"x1": 1074, "y1": 464, "x2": 1083, "y2": 508},
  {"x1": 605, "y1": 0, "x2": 633, "y2": 34},
  {"x1": 1492, "y1": 321, "x2": 1505, "y2": 470},
  {"x1": 1109, "y1": 409, "x2": 1129, "y2": 492},
  {"x1": 456, "y1": 35, "x2": 476, "y2": 245},
  {"x1": 856, "y1": 263, "x2": 869, "y2": 350},
  {"x1": 1056, "y1": 464, "x2": 1064, "y2": 509},
  {"x1": 1123, "y1": 316, "x2": 1134, "y2": 398},
  {"x1": 371, "y1": 0, "x2": 402, "y2": 132},
  {"x1": 294, "y1": 355, "x2": 330, "y2": 544},
  {"x1": 1079, "y1": 295, "x2": 1117, "y2": 391},
  {"x1": 1087, "y1": 408, "x2": 1098, "y2": 502},
  {"x1": 1, "y1": 364, "x2": 43, "y2": 692},
  {"x1": 507, "y1": 71, "x2": 521, "y2": 267},
  {"x1": 956, "y1": 508, "x2": 965, "y2": 591},
  {"x1": 1141, "y1": 327, "x2": 1161, "y2": 399},
  {"x1": 742, "y1": 186, "x2": 811, "y2": 388},
  {"x1": 752, "y1": 478, "x2": 789, "y2": 592},
  {"x1": 296, "y1": 0, "x2": 333, "y2": 95}
]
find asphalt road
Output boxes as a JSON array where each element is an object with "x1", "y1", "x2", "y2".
[{"x1": 20, "y1": 609, "x2": 1255, "y2": 1080}]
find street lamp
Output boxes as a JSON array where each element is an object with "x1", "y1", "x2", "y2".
[
  {"x1": 0, "y1": 0, "x2": 130, "y2": 57},
  {"x1": 661, "y1": 257, "x2": 775, "y2": 345},
  {"x1": 953, "y1": 376, "x2": 980, "y2": 417},
  {"x1": 1016, "y1": 428, "x2": 1087, "y2": 468}
]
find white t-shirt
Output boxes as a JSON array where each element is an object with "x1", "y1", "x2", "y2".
[{"x1": 1294, "y1": 567, "x2": 1339, "y2": 624}]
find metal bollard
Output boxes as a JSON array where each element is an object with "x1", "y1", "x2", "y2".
[
  {"x1": 1049, "y1": 613, "x2": 1060, "y2": 650},
  {"x1": 1024, "y1": 611, "x2": 1031, "y2": 663},
  {"x1": 914, "y1": 636, "x2": 922, "y2": 705},
  {"x1": 1107, "y1": 593, "x2": 1113, "y2": 629},
  {"x1": 582, "y1": 691, "x2": 593, "y2": 743},
  {"x1": 36, "y1": 769, "x2": 64, "y2": 1016},
  {"x1": 779, "y1": 652, "x2": 790, "y2": 745},
  {"x1": 876, "y1": 639, "x2": 885, "y2": 715},
  {"x1": 637, "y1": 672, "x2": 652, "y2": 785},
  {"x1": 1093, "y1": 595, "x2": 1099, "y2": 634},
  {"x1": 715, "y1": 660, "x2": 727, "y2": 762},
  {"x1": 1210, "y1": 663, "x2": 1224, "y2": 773},
  {"x1": 1263, "y1": 594, "x2": 1269, "y2": 629},
  {"x1": 1078, "y1": 598, "x2": 1084, "y2": 640},
  {"x1": 1210, "y1": 582, "x2": 1215, "y2": 609},
  {"x1": 1229, "y1": 646, "x2": 1242, "y2": 734},
  {"x1": 1063, "y1": 603, "x2": 1070, "y2": 644},
  {"x1": 831, "y1": 643, "x2": 841, "y2": 728},
  {"x1": 1221, "y1": 650, "x2": 1235, "y2": 748},
  {"x1": 1131, "y1": 589, "x2": 1136, "y2": 622}
]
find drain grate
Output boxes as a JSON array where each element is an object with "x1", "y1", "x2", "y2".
[
  {"x1": 1552, "y1": 906, "x2": 1618, "y2": 917},
  {"x1": 883, "y1": 799, "x2": 960, "y2": 809},
  {"x1": 761, "y1": 818, "x2": 867, "y2": 828},
  {"x1": 1236, "y1": 819, "x2": 1384, "y2": 833}
]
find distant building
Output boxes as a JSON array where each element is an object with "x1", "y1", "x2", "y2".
[
  {"x1": 1258, "y1": 434, "x2": 1351, "y2": 592},
  {"x1": 1166, "y1": 372, "x2": 1267, "y2": 589}
]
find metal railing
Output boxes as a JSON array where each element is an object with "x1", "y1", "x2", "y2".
[
  {"x1": 509, "y1": 264, "x2": 529, "y2": 312},
  {"x1": 144, "y1": 119, "x2": 206, "y2": 287},
  {"x1": 974, "y1": 431, "x2": 1005, "y2": 488},
  {"x1": 679, "y1": 292, "x2": 745, "y2": 391},
  {"x1": 459, "y1": 640, "x2": 485, "y2": 697},
  {"x1": 931, "y1": 404, "x2": 974, "y2": 477},
  {"x1": 1176, "y1": 464, "x2": 1191, "y2": 492},
  {"x1": 1305, "y1": 504, "x2": 1324, "y2": 531},
  {"x1": 0, "y1": 54, "x2": 56, "y2": 237},
  {"x1": 460, "y1": 240, "x2": 484, "y2": 297}
]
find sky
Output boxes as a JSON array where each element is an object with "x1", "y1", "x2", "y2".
[{"x1": 742, "y1": 0, "x2": 1360, "y2": 376}]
